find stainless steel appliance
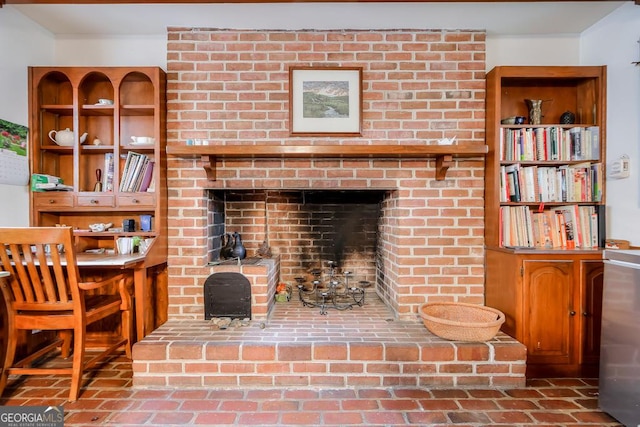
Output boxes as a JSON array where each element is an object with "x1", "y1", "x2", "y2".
[{"x1": 600, "y1": 249, "x2": 640, "y2": 426}]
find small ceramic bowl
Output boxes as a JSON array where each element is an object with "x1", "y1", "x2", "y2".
[
  {"x1": 500, "y1": 116, "x2": 526, "y2": 125},
  {"x1": 89, "y1": 222, "x2": 113, "y2": 232}
]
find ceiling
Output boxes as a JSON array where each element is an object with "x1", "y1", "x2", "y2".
[{"x1": 6, "y1": 1, "x2": 627, "y2": 37}]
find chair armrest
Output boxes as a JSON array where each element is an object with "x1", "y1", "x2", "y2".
[{"x1": 78, "y1": 273, "x2": 127, "y2": 291}]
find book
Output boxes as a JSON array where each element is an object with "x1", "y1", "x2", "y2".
[
  {"x1": 580, "y1": 206, "x2": 596, "y2": 249},
  {"x1": 34, "y1": 182, "x2": 73, "y2": 191},
  {"x1": 521, "y1": 166, "x2": 538, "y2": 202},
  {"x1": 569, "y1": 127, "x2": 583, "y2": 160},
  {"x1": 556, "y1": 205, "x2": 581, "y2": 249},
  {"x1": 587, "y1": 126, "x2": 600, "y2": 160},
  {"x1": 505, "y1": 164, "x2": 521, "y2": 202},
  {"x1": 139, "y1": 160, "x2": 155, "y2": 192},
  {"x1": 128, "y1": 155, "x2": 148, "y2": 191},
  {"x1": 541, "y1": 210, "x2": 559, "y2": 248},
  {"x1": 103, "y1": 153, "x2": 114, "y2": 192},
  {"x1": 597, "y1": 204, "x2": 606, "y2": 248},
  {"x1": 119, "y1": 152, "x2": 134, "y2": 192},
  {"x1": 119, "y1": 151, "x2": 150, "y2": 192},
  {"x1": 589, "y1": 210, "x2": 599, "y2": 249}
]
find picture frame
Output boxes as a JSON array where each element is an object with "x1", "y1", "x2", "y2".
[{"x1": 289, "y1": 66, "x2": 363, "y2": 136}]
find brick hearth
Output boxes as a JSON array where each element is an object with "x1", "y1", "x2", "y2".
[{"x1": 132, "y1": 296, "x2": 526, "y2": 389}]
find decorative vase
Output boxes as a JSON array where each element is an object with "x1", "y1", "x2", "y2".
[
  {"x1": 525, "y1": 99, "x2": 544, "y2": 125},
  {"x1": 231, "y1": 232, "x2": 246, "y2": 260}
]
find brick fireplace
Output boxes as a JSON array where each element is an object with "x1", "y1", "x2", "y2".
[
  {"x1": 131, "y1": 28, "x2": 528, "y2": 390},
  {"x1": 164, "y1": 27, "x2": 488, "y2": 321}
]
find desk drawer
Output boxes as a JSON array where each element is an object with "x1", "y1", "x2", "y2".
[
  {"x1": 33, "y1": 193, "x2": 74, "y2": 208},
  {"x1": 119, "y1": 194, "x2": 155, "y2": 207},
  {"x1": 77, "y1": 194, "x2": 115, "y2": 207}
]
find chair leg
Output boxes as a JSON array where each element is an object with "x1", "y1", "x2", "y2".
[
  {"x1": 0, "y1": 328, "x2": 18, "y2": 398},
  {"x1": 59, "y1": 330, "x2": 72, "y2": 358},
  {"x1": 68, "y1": 326, "x2": 85, "y2": 402}
]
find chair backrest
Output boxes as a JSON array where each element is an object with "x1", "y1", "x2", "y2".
[{"x1": 0, "y1": 227, "x2": 81, "y2": 312}]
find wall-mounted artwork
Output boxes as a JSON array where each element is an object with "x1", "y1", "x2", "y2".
[
  {"x1": 0, "y1": 118, "x2": 28, "y2": 186},
  {"x1": 289, "y1": 67, "x2": 363, "y2": 136}
]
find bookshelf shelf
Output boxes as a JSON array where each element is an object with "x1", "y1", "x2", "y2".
[{"x1": 484, "y1": 65, "x2": 607, "y2": 378}]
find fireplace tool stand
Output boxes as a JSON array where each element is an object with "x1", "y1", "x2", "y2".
[{"x1": 296, "y1": 261, "x2": 368, "y2": 315}]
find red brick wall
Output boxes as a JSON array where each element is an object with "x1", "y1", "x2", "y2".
[{"x1": 165, "y1": 28, "x2": 487, "y2": 320}]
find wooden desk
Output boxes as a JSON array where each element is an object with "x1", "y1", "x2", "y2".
[{"x1": 75, "y1": 253, "x2": 148, "y2": 342}]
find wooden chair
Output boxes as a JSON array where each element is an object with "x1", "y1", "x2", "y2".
[{"x1": 0, "y1": 226, "x2": 132, "y2": 401}]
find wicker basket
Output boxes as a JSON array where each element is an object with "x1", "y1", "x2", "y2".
[{"x1": 419, "y1": 302, "x2": 505, "y2": 342}]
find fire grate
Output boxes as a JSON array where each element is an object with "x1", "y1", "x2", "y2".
[
  {"x1": 295, "y1": 261, "x2": 369, "y2": 315},
  {"x1": 204, "y1": 272, "x2": 251, "y2": 320}
]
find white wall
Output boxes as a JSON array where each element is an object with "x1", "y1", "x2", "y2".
[
  {"x1": 581, "y1": 2, "x2": 640, "y2": 245},
  {"x1": 54, "y1": 35, "x2": 166, "y2": 68},
  {"x1": 486, "y1": 35, "x2": 580, "y2": 69},
  {"x1": 0, "y1": 7, "x2": 54, "y2": 226}
]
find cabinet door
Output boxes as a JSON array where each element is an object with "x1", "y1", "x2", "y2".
[
  {"x1": 523, "y1": 260, "x2": 575, "y2": 365},
  {"x1": 581, "y1": 260, "x2": 604, "y2": 366}
]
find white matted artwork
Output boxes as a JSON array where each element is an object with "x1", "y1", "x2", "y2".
[
  {"x1": 0, "y1": 118, "x2": 28, "y2": 186},
  {"x1": 289, "y1": 67, "x2": 363, "y2": 136}
]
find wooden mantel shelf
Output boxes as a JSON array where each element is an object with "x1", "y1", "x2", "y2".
[{"x1": 166, "y1": 144, "x2": 488, "y2": 181}]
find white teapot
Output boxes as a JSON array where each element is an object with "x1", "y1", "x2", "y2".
[{"x1": 48, "y1": 128, "x2": 88, "y2": 146}]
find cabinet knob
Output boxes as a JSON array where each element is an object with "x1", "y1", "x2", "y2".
[
  {"x1": 90, "y1": 199, "x2": 98, "y2": 204},
  {"x1": 132, "y1": 198, "x2": 139, "y2": 203},
  {"x1": 582, "y1": 312, "x2": 589, "y2": 317},
  {"x1": 569, "y1": 310, "x2": 576, "y2": 316},
  {"x1": 48, "y1": 199, "x2": 55, "y2": 204}
]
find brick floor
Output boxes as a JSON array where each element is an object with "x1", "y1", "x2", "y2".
[
  {"x1": 0, "y1": 357, "x2": 624, "y2": 426},
  {"x1": 0, "y1": 296, "x2": 624, "y2": 426}
]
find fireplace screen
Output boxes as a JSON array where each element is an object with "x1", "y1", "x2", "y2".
[{"x1": 204, "y1": 272, "x2": 251, "y2": 319}]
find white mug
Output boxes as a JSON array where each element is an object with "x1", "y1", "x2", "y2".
[{"x1": 116, "y1": 237, "x2": 133, "y2": 255}]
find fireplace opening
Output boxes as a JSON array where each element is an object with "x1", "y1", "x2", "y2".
[{"x1": 208, "y1": 189, "x2": 386, "y2": 280}]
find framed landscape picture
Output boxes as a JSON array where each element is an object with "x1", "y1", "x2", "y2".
[{"x1": 289, "y1": 66, "x2": 363, "y2": 136}]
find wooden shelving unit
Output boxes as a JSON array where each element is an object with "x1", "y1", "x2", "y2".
[
  {"x1": 28, "y1": 66, "x2": 168, "y2": 339},
  {"x1": 484, "y1": 66, "x2": 607, "y2": 377}
]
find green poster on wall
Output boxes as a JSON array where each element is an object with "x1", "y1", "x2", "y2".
[{"x1": 0, "y1": 118, "x2": 28, "y2": 186}]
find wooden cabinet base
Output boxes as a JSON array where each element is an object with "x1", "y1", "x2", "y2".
[{"x1": 485, "y1": 248, "x2": 603, "y2": 378}]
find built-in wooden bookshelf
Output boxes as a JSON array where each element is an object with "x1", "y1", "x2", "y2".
[
  {"x1": 27, "y1": 66, "x2": 168, "y2": 340},
  {"x1": 484, "y1": 66, "x2": 606, "y2": 378}
]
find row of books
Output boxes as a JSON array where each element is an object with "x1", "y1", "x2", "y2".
[
  {"x1": 500, "y1": 205, "x2": 605, "y2": 249},
  {"x1": 500, "y1": 126, "x2": 599, "y2": 162},
  {"x1": 500, "y1": 162, "x2": 602, "y2": 203},
  {"x1": 118, "y1": 151, "x2": 155, "y2": 192}
]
